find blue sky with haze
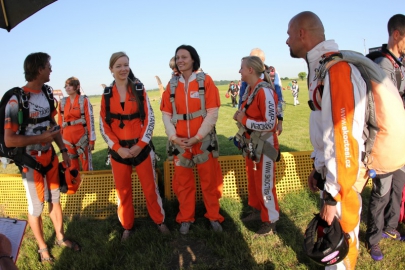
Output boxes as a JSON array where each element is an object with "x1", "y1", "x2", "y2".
[{"x1": 0, "y1": 0, "x2": 401, "y2": 95}]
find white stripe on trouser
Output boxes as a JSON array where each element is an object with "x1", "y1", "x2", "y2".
[
  {"x1": 261, "y1": 153, "x2": 279, "y2": 223},
  {"x1": 324, "y1": 191, "x2": 361, "y2": 270}
]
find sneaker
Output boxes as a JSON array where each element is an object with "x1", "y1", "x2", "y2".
[
  {"x1": 210, "y1": 221, "x2": 223, "y2": 232},
  {"x1": 157, "y1": 223, "x2": 170, "y2": 235},
  {"x1": 253, "y1": 222, "x2": 276, "y2": 238},
  {"x1": 382, "y1": 228, "x2": 401, "y2": 240},
  {"x1": 179, "y1": 222, "x2": 191, "y2": 235},
  {"x1": 121, "y1": 229, "x2": 133, "y2": 242},
  {"x1": 366, "y1": 243, "x2": 383, "y2": 261},
  {"x1": 241, "y1": 211, "x2": 261, "y2": 222}
]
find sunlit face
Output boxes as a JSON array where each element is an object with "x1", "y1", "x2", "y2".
[
  {"x1": 239, "y1": 59, "x2": 250, "y2": 82},
  {"x1": 175, "y1": 49, "x2": 194, "y2": 73},
  {"x1": 39, "y1": 61, "x2": 52, "y2": 83},
  {"x1": 64, "y1": 84, "x2": 78, "y2": 95},
  {"x1": 398, "y1": 32, "x2": 405, "y2": 58},
  {"x1": 110, "y1": 56, "x2": 129, "y2": 80},
  {"x1": 286, "y1": 21, "x2": 301, "y2": 59}
]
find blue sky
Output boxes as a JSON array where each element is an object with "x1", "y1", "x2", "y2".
[{"x1": 0, "y1": 0, "x2": 402, "y2": 95}]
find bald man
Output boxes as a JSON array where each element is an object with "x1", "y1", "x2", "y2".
[{"x1": 287, "y1": 11, "x2": 367, "y2": 269}]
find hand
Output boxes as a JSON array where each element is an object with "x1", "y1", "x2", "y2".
[
  {"x1": 39, "y1": 128, "x2": 60, "y2": 144},
  {"x1": 129, "y1": 145, "x2": 142, "y2": 158},
  {"x1": 183, "y1": 137, "x2": 199, "y2": 148},
  {"x1": 233, "y1": 109, "x2": 245, "y2": 123},
  {"x1": 277, "y1": 121, "x2": 283, "y2": 136},
  {"x1": 320, "y1": 203, "x2": 337, "y2": 226},
  {"x1": 89, "y1": 144, "x2": 95, "y2": 151},
  {"x1": 172, "y1": 137, "x2": 188, "y2": 149},
  {"x1": 62, "y1": 152, "x2": 71, "y2": 168},
  {"x1": 117, "y1": 147, "x2": 133, "y2": 159},
  {"x1": 308, "y1": 169, "x2": 320, "y2": 192}
]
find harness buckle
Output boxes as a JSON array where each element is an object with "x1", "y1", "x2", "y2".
[{"x1": 308, "y1": 100, "x2": 317, "y2": 111}]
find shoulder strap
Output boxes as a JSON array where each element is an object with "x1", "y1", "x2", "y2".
[
  {"x1": 367, "y1": 51, "x2": 402, "y2": 91},
  {"x1": 242, "y1": 81, "x2": 273, "y2": 113},
  {"x1": 169, "y1": 73, "x2": 208, "y2": 126},
  {"x1": 131, "y1": 82, "x2": 145, "y2": 122},
  {"x1": 196, "y1": 72, "x2": 206, "y2": 118},
  {"x1": 103, "y1": 87, "x2": 113, "y2": 125},
  {"x1": 169, "y1": 76, "x2": 180, "y2": 126}
]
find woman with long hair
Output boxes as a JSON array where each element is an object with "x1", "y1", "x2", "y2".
[{"x1": 100, "y1": 52, "x2": 169, "y2": 241}]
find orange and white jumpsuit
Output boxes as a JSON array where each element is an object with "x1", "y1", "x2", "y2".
[
  {"x1": 5, "y1": 87, "x2": 60, "y2": 217},
  {"x1": 240, "y1": 79, "x2": 279, "y2": 223},
  {"x1": 58, "y1": 95, "x2": 96, "y2": 171},
  {"x1": 100, "y1": 84, "x2": 165, "y2": 230},
  {"x1": 308, "y1": 40, "x2": 367, "y2": 269},
  {"x1": 160, "y1": 72, "x2": 224, "y2": 224}
]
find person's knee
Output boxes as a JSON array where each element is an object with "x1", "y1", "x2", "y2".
[{"x1": 29, "y1": 202, "x2": 44, "y2": 217}]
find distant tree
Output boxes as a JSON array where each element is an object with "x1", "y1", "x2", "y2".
[
  {"x1": 298, "y1": 72, "x2": 307, "y2": 81},
  {"x1": 282, "y1": 77, "x2": 289, "y2": 80}
]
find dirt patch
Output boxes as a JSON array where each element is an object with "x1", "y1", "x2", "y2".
[{"x1": 168, "y1": 238, "x2": 220, "y2": 270}]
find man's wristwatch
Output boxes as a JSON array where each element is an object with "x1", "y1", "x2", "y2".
[
  {"x1": 60, "y1": 148, "x2": 68, "y2": 154},
  {"x1": 323, "y1": 191, "x2": 337, "y2": 206}
]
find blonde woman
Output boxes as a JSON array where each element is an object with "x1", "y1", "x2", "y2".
[
  {"x1": 234, "y1": 56, "x2": 280, "y2": 236},
  {"x1": 100, "y1": 52, "x2": 169, "y2": 241}
]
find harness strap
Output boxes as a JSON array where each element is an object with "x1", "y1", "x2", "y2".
[
  {"x1": 110, "y1": 112, "x2": 141, "y2": 129},
  {"x1": 14, "y1": 147, "x2": 55, "y2": 176},
  {"x1": 169, "y1": 73, "x2": 207, "y2": 126}
]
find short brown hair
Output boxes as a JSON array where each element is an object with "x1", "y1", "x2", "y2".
[
  {"x1": 65, "y1": 77, "x2": 81, "y2": 95},
  {"x1": 24, "y1": 52, "x2": 50, "y2": 82}
]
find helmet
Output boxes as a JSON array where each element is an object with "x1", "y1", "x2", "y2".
[
  {"x1": 58, "y1": 162, "x2": 81, "y2": 195},
  {"x1": 303, "y1": 214, "x2": 349, "y2": 266}
]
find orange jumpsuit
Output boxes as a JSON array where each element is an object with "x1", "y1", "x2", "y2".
[
  {"x1": 58, "y1": 95, "x2": 96, "y2": 171},
  {"x1": 160, "y1": 72, "x2": 224, "y2": 224},
  {"x1": 100, "y1": 84, "x2": 165, "y2": 230},
  {"x1": 240, "y1": 79, "x2": 280, "y2": 223}
]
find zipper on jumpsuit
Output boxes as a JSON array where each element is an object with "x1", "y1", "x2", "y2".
[{"x1": 184, "y1": 79, "x2": 191, "y2": 139}]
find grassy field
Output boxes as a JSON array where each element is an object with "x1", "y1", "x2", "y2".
[{"x1": 3, "y1": 80, "x2": 405, "y2": 269}]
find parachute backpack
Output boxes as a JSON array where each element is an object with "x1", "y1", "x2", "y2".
[
  {"x1": 0, "y1": 85, "x2": 57, "y2": 174},
  {"x1": 314, "y1": 50, "x2": 405, "y2": 175},
  {"x1": 303, "y1": 214, "x2": 349, "y2": 266}
]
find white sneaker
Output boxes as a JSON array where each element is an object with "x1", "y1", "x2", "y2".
[
  {"x1": 210, "y1": 221, "x2": 223, "y2": 232},
  {"x1": 179, "y1": 222, "x2": 191, "y2": 235}
]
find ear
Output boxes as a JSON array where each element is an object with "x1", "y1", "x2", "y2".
[{"x1": 393, "y1": 29, "x2": 401, "y2": 40}]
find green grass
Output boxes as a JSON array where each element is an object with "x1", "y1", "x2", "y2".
[{"x1": 4, "y1": 80, "x2": 405, "y2": 269}]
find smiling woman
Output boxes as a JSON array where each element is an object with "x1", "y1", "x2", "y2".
[
  {"x1": 160, "y1": 45, "x2": 224, "y2": 235},
  {"x1": 99, "y1": 51, "x2": 169, "y2": 240}
]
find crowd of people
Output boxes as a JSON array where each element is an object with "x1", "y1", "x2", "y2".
[{"x1": 1, "y1": 11, "x2": 405, "y2": 269}]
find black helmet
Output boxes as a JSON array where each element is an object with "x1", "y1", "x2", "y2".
[{"x1": 303, "y1": 214, "x2": 350, "y2": 266}]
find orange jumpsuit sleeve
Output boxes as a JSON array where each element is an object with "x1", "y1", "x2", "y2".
[
  {"x1": 84, "y1": 97, "x2": 96, "y2": 144},
  {"x1": 241, "y1": 87, "x2": 277, "y2": 132},
  {"x1": 57, "y1": 99, "x2": 65, "y2": 134},
  {"x1": 135, "y1": 87, "x2": 154, "y2": 149}
]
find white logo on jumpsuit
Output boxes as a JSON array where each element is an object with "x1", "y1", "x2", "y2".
[{"x1": 190, "y1": 91, "x2": 199, "y2": 98}]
